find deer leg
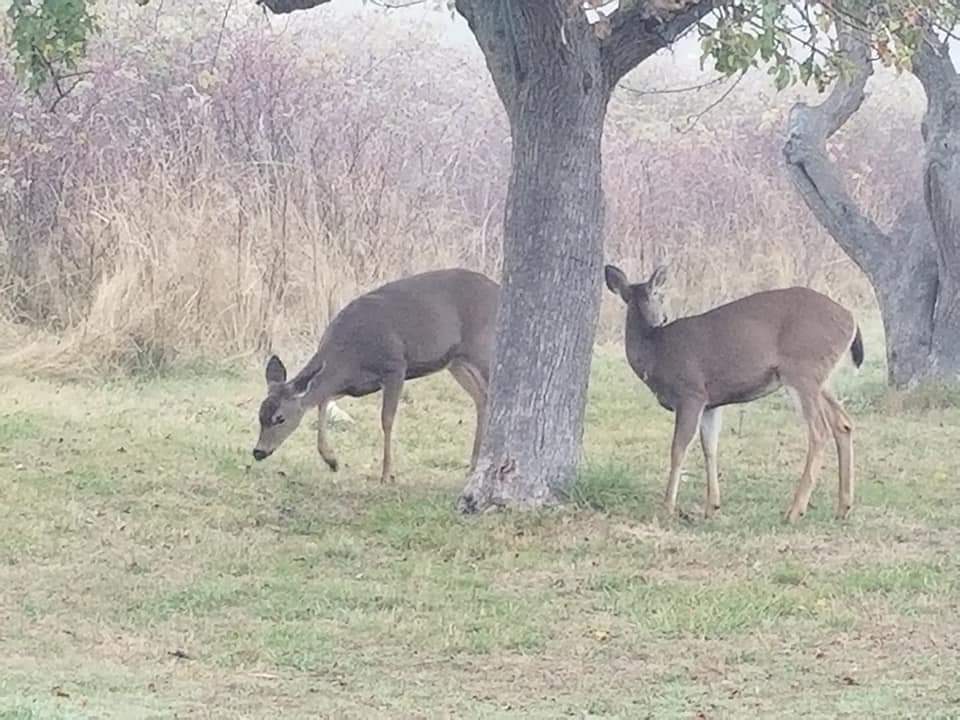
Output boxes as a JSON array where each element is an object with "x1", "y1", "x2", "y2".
[
  {"x1": 785, "y1": 386, "x2": 830, "y2": 523},
  {"x1": 379, "y1": 370, "x2": 405, "y2": 483},
  {"x1": 316, "y1": 399, "x2": 339, "y2": 472},
  {"x1": 700, "y1": 406, "x2": 723, "y2": 519},
  {"x1": 663, "y1": 401, "x2": 704, "y2": 518},
  {"x1": 822, "y1": 388, "x2": 855, "y2": 520},
  {"x1": 448, "y1": 361, "x2": 487, "y2": 472}
]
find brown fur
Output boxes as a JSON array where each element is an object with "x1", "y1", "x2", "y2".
[
  {"x1": 253, "y1": 268, "x2": 499, "y2": 482},
  {"x1": 605, "y1": 263, "x2": 862, "y2": 522}
]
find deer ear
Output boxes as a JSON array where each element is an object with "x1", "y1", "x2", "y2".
[
  {"x1": 292, "y1": 361, "x2": 325, "y2": 397},
  {"x1": 649, "y1": 265, "x2": 668, "y2": 290},
  {"x1": 265, "y1": 355, "x2": 287, "y2": 385},
  {"x1": 604, "y1": 264, "x2": 630, "y2": 301}
]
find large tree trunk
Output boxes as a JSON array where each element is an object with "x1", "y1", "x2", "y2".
[
  {"x1": 457, "y1": 3, "x2": 609, "y2": 511},
  {"x1": 783, "y1": 28, "x2": 960, "y2": 386},
  {"x1": 915, "y1": 38, "x2": 960, "y2": 376}
]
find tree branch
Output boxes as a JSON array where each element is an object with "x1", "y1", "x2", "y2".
[
  {"x1": 619, "y1": 74, "x2": 726, "y2": 96},
  {"x1": 782, "y1": 26, "x2": 892, "y2": 279},
  {"x1": 911, "y1": 32, "x2": 957, "y2": 101},
  {"x1": 600, "y1": 0, "x2": 718, "y2": 89},
  {"x1": 256, "y1": 0, "x2": 332, "y2": 13},
  {"x1": 676, "y1": 70, "x2": 743, "y2": 132}
]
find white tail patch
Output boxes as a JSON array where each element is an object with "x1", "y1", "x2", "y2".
[
  {"x1": 326, "y1": 401, "x2": 354, "y2": 426},
  {"x1": 784, "y1": 385, "x2": 804, "y2": 417}
]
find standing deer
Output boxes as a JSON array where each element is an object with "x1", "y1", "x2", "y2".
[
  {"x1": 604, "y1": 264, "x2": 863, "y2": 523},
  {"x1": 253, "y1": 268, "x2": 499, "y2": 482}
]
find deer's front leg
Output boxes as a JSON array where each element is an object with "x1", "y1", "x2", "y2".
[
  {"x1": 316, "y1": 400, "x2": 339, "y2": 472},
  {"x1": 663, "y1": 400, "x2": 705, "y2": 518},
  {"x1": 379, "y1": 370, "x2": 405, "y2": 483}
]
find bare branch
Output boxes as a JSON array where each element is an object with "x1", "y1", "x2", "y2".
[
  {"x1": 782, "y1": 25, "x2": 893, "y2": 280},
  {"x1": 619, "y1": 74, "x2": 726, "y2": 96},
  {"x1": 211, "y1": 0, "x2": 236, "y2": 70},
  {"x1": 29, "y1": 43, "x2": 93, "y2": 113},
  {"x1": 675, "y1": 71, "x2": 743, "y2": 132}
]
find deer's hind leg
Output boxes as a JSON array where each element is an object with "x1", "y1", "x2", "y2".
[
  {"x1": 316, "y1": 399, "x2": 339, "y2": 472},
  {"x1": 448, "y1": 360, "x2": 488, "y2": 472},
  {"x1": 784, "y1": 383, "x2": 830, "y2": 523},
  {"x1": 379, "y1": 369, "x2": 405, "y2": 483},
  {"x1": 822, "y1": 388, "x2": 855, "y2": 519},
  {"x1": 699, "y1": 407, "x2": 723, "y2": 518}
]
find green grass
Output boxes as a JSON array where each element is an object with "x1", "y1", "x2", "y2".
[{"x1": 1, "y1": 329, "x2": 960, "y2": 719}]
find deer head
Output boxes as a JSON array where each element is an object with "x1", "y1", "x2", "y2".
[
  {"x1": 252, "y1": 355, "x2": 322, "y2": 461},
  {"x1": 604, "y1": 264, "x2": 669, "y2": 328}
]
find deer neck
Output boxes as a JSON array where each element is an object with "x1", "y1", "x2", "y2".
[{"x1": 624, "y1": 303, "x2": 660, "y2": 380}]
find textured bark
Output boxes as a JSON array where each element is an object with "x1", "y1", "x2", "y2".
[
  {"x1": 457, "y1": 3, "x2": 609, "y2": 510},
  {"x1": 783, "y1": 28, "x2": 960, "y2": 386},
  {"x1": 914, "y1": 38, "x2": 960, "y2": 376}
]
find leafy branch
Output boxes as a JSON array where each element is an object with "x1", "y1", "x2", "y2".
[{"x1": 6, "y1": 0, "x2": 99, "y2": 98}]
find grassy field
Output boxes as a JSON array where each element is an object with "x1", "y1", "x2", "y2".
[{"x1": 1, "y1": 329, "x2": 959, "y2": 719}]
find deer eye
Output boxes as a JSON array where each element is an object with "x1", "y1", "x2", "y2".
[{"x1": 273, "y1": 415, "x2": 285, "y2": 426}]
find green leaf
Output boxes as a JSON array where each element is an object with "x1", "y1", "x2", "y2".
[
  {"x1": 774, "y1": 63, "x2": 792, "y2": 91},
  {"x1": 6, "y1": 0, "x2": 100, "y2": 92}
]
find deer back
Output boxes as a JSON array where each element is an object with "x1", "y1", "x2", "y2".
[
  {"x1": 631, "y1": 287, "x2": 856, "y2": 409},
  {"x1": 315, "y1": 268, "x2": 499, "y2": 382}
]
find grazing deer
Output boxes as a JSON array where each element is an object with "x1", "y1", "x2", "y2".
[
  {"x1": 253, "y1": 268, "x2": 499, "y2": 482},
  {"x1": 604, "y1": 264, "x2": 863, "y2": 523}
]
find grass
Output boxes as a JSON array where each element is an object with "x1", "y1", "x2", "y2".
[{"x1": 1, "y1": 329, "x2": 959, "y2": 719}]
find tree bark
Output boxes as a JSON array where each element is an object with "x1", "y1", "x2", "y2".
[
  {"x1": 457, "y1": 3, "x2": 609, "y2": 511},
  {"x1": 914, "y1": 37, "x2": 960, "y2": 376},
  {"x1": 783, "y1": 28, "x2": 960, "y2": 386}
]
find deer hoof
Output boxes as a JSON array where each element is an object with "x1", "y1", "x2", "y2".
[
  {"x1": 784, "y1": 507, "x2": 804, "y2": 524},
  {"x1": 324, "y1": 457, "x2": 339, "y2": 472},
  {"x1": 835, "y1": 504, "x2": 852, "y2": 521},
  {"x1": 704, "y1": 504, "x2": 720, "y2": 520}
]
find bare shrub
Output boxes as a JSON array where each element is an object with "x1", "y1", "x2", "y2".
[{"x1": 0, "y1": 5, "x2": 923, "y2": 376}]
